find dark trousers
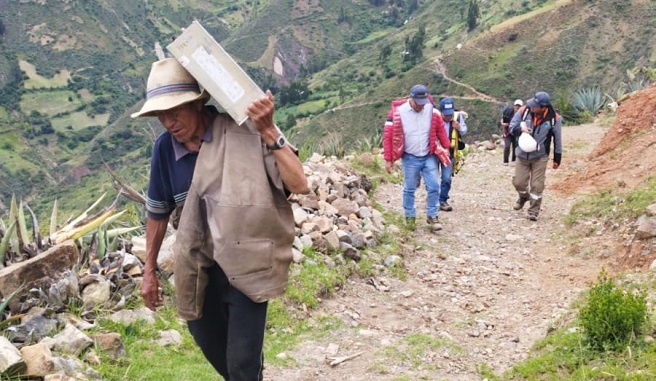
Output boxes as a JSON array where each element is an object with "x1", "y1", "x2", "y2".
[
  {"x1": 187, "y1": 264, "x2": 268, "y2": 381},
  {"x1": 503, "y1": 135, "x2": 517, "y2": 163}
]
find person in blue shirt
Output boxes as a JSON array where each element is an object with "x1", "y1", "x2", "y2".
[
  {"x1": 438, "y1": 97, "x2": 467, "y2": 212},
  {"x1": 131, "y1": 58, "x2": 307, "y2": 381}
]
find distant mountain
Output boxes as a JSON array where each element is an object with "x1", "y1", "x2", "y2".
[{"x1": 0, "y1": 0, "x2": 654, "y2": 217}]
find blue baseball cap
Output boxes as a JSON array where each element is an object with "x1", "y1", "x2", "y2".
[
  {"x1": 410, "y1": 84, "x2": 430, "y2": 105},
  {"x1": 527, "y1": 91, "x2": 551, "y2": 107},
  {"x1": 439, "y1": 97, "x2": 455, "y2": 116}
]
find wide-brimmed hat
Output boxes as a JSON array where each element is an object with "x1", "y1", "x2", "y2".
[{"x1": 131, "y1": 58, "x2": 210, "y2": 118}]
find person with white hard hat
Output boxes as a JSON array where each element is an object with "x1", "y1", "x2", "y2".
[{"x1": 509, "y1": 91, "x2": 562, "y2": 221}]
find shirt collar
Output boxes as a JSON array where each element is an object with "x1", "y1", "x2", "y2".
[{"x1": 171, "y1": 123, "x2": 213, "y2": 161}]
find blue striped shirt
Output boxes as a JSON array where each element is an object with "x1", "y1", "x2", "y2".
[{"x1": 146, "y1": 122, "x2": 213, "y2": 220}]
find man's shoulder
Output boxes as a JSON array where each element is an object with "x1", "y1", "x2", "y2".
[
  {"x1": 396, "y1": 99, "x2": 412, "y2": 110},
  {"x1": 502, "y1": 105, "x2": 513, "y2": 114},
  {"x1": 210, "y1": 110, "x2": 241, "y2": 131},
  {"x1": 153, "y1": 131, "x2": 172, "y2": 150}
]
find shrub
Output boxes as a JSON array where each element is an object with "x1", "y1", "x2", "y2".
[
  {"x1": 578, "y1": 269, "x2": 647, "y2": 351},
  {"x1": 552, "y1": 88, "x2": 579, "y2": 124}
]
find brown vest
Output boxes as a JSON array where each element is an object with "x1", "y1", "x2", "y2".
[{"x1": 172, "y1": 114, "x2": 294, "y2": 320}]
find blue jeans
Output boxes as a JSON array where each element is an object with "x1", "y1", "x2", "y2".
[
  {"x1": 401, "y1": 153, "x2": 440, "y2": 218},
  {"x1": 439, "y1": 159, "x2": 454, "y2": 205}
]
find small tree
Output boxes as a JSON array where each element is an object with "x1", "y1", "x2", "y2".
[
  {"x1": 378, "y1": 45, "x2": 392, "y2": 67},
  {"x1": 403, "y1": 26, "x2": 426, "y2": 65},
  {"x1": 407, "y1": 0, "x2": 418, "y2": 14},
  {"x1": 337, "y1": 6, "x2": 350, "y2": 24},
  {"x1": 467, "y1": 0, "x2": 479, "y2": 31}
]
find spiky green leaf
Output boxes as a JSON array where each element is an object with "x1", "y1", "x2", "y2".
[
  {"x1": 49, "y1": 199, "x2": 58, "y2": 238},
  {"x1": 8, "y1": 195, "x2": 18, "y2": 245},
  {"x1": 105, "y1": 226, "x2": 142, "y2": 239},
  {"x1": 97, "y1": 226, "x2": 107, "y2": 261},
  {"x1": 0, "y1": 222, "x2": 17, "y2": 268},
  {"x1": 16, "y1": 202, "x2": 29, "y2": 253},
  {"x1": 0, "y1": 283, "x2": 26, "y2": 317},
  {"x1": 24, "y1": 203, "x2": 41, "y2": 250},
  {"x1": 58, "y1": 191, "x2": 107, "y2": 235},
  {"x1": 99, "y1": 210, "x2": 127, "y2": 228},
  {"x1": 55, "y1": 207, "x2": 117, "y2": 244}
]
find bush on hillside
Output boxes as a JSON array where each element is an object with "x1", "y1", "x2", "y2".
[
  {"x1": 551, "y1": 89, "x2": 579, "y2": 124},
  {"x1": 578, "y1": 269, "x2": 648, "y2": 351}
]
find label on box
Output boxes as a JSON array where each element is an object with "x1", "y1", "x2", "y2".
[{"x1": 167, "y1": 21, "x2": 264, "y2": 125}]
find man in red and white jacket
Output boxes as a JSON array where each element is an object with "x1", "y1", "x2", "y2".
[{"x1": 383, "y1": 84, "x2": 450, "y2": 232}]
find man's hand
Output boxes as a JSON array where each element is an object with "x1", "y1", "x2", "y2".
[
  {"x1": 452, "y1": 119, "x2": 460, "y2": 130},
  {"x1": 385, "y1": 161, "x2": 394, "y2": 174},
  {"x1": 141, "y1": 268, "x2": 162, "y2": 310},
  {"x1": 520, "y1": 121, "x2": 530, "y2": 133},
  {"x1": 247, "y1": 90, "x2": 278, "y2": 143},
  {"x1": 553, "y1": 153, "x2": 562, "y2": 169}
]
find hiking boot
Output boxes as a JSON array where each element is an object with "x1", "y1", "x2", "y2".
[
  {"x1": 440, "y1": 202, "x2": 453, "y2": 212},
  {"x1": 513, "y1": 197, "x2": 528, "y2": 210},
  {"x1": 528, "y1": 214, "x2": 538, "y2": 221},
  {"x1": 426, "y1": 216, "x2": 442, "y2": 232},
  {"x1": 405, "y1": 217, "x2": 416, "y2": 231}
]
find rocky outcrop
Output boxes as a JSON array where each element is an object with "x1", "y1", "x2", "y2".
[{"x1": 0, "y1": 241, "x2": 79, "y2": 312}]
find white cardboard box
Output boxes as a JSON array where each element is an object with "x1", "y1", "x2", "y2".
[{"x1": 167, "y1": 21, "x2": 264, "y2": 125}]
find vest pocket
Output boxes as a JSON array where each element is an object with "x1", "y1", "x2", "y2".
[
  {"x1": 173, "y1": 249, "x2": 209, "y2": 321},
  {"x1": 220, "y1": 239, "x2": 274, "y2": 278}
]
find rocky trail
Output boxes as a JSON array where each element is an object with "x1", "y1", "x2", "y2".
[{"x1": 267, "y1": 123, "x2": 609, "y2": 380}]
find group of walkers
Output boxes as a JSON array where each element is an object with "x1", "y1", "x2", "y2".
[
  {"x1": 383, "y1": 84, "x2": 563, "y2": 229},
  {"x1": 132, "y1": 53, "x2": 562, "y2": 380}
]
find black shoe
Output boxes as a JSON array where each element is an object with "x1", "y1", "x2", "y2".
[
  {"x1": 426, "y1": 216, "x2": 442, "y2": 231},
  {"x1": 513, "y1": 197, "x2": 528, "y2": 210},
  {"x1": 439, "y1": 202, "x2": 453, "y2": 212},
  {"x1": 405, "y1": 217, "x2": 416, "y2": 231},
  {"x1": 528, "y1": 214, "x2": 538, "y2": 221}
]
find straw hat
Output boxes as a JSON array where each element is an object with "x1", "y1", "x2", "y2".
[{"x1": 131, "y1": 58, "x2": 210, "y2": 118}]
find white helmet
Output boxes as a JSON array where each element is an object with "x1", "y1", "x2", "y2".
[{"x1": 518, "y1": 132, "x2": 538, "y2": 152}]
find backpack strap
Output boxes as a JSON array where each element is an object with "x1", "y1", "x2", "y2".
[{"x1": 521, "y1": 106, "x2": 530, "y2": 122}]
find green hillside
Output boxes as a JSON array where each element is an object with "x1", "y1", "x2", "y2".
[{"x1": 0, "y1": 0, "x2": 654, "y2": 218}]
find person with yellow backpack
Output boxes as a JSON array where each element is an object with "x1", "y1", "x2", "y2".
[{"x1": 437, "y1": 98, "x2": 468, "y2": 212}]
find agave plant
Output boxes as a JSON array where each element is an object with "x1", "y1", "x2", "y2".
[
  {"x1": 0, "y1": 284, "x2": 27, "y2": 330},
  {"x1": 571, "y1": 87, "x2": 605, "y2": 115},
  {"x1": 322, "y1": 135, "x2": 346, "y2": 158},
  {"x1": 355, "y1": 130, "x2": 383, "y2": 153},
  {"x1": 0, "y1": 192, "x2": 142, "y2": 268}
]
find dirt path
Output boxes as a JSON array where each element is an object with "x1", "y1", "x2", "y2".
[
  {"x1": 433, "y1": 59, "x2": 500, "y2": 104},
  {"x1": 266, "y1": 123, "x2": 609, "y2": 380}
]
